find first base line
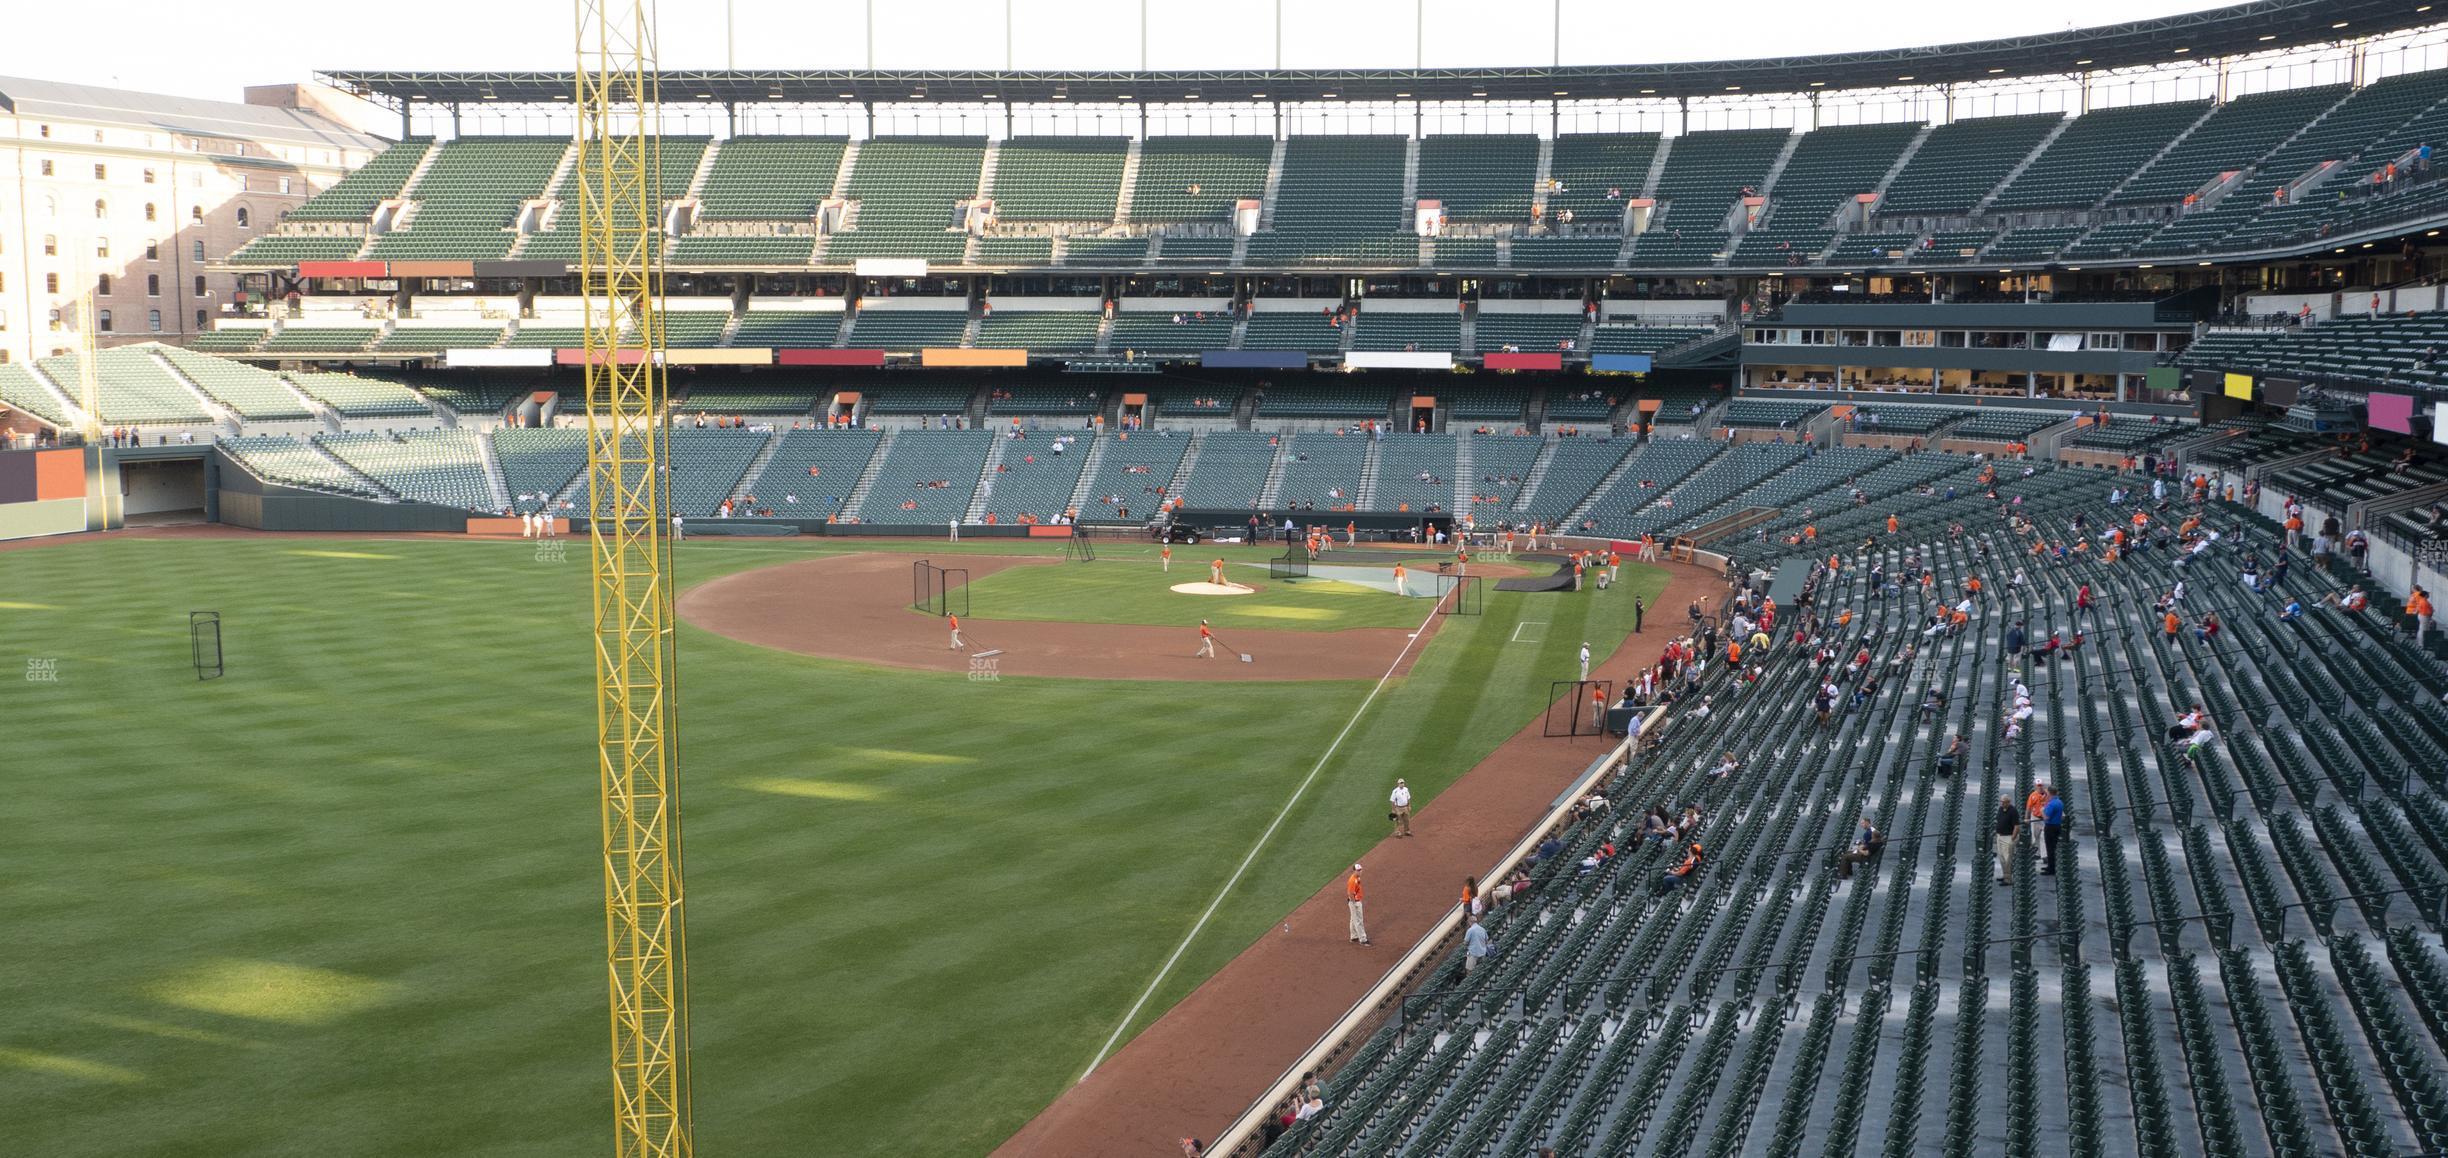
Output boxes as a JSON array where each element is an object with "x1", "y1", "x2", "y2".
[{"x1": 1077, "y1": 586, "x2": 1452, "y2": 1081}]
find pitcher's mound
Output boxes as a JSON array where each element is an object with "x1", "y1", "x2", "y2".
[{"x1": 1171, "y1": 581, "x2": 1257, "y2": 596}]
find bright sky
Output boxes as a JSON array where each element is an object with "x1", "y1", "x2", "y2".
[{"x1": 2, "y1": 0, "x2": 2230, "y2": 102}]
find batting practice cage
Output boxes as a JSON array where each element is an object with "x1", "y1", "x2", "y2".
[
  {"x1": 1544, "y1": 679, "x2": 1615, "y2": 738},
  {"x1": 1269, "y1": 541, "x2": 1312, "y2": 582},
  {"x1": 911, "y1": 559, "x2": 971, "y2": 618},
  {"x1": 1436, "y1": 571, "x2": 1483, "y2": 615}
]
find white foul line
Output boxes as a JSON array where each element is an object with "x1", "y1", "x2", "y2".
[{"x1": 1077, "y1": 587, "x2": 1453, "y2": 1081}]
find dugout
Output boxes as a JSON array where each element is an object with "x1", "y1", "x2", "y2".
[{"x1": 1170, "y1": 507, "x2": 1458, "y2": 544}]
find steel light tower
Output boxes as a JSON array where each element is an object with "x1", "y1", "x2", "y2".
[{"x1": 574, "y1": 0, "x2": 693, "y2": 1153}]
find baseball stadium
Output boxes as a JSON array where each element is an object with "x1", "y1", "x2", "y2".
[{"x1": 8, "y1": 2, "x2": 2448, "y2": 1155}]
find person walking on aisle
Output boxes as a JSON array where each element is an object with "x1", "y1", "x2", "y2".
[
  {"x1": 1346, "y1": 864, "x2": 1370, "y2": 945},
  {"x1": 1994, "y1": 796, "x2": 2020, "y2": 885}
]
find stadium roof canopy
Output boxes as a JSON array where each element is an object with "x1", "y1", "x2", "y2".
[{"x1": 323, "y1": 0, "x2": 2433, "y2": 107}]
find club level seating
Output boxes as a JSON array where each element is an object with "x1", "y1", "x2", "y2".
[
  {"x1": 221, "y1": 435, "x2": 377, "y2": 496},
  {"x1": 985, "y1": 385, "x2": 1102, "y2": 415},
  {"x1": 0, "y1": 364, "x2": 76, "y2": 426},
  {"x1": 848, "y1": 310, "x2": 971, "y2": 349},
  {"x1": 862, "y1": 384, "x2": 978, "y2": 415},
  {"x1": 1370, "y1": 433, "x2": 1458, "y2": 512},
  {"x1": 1542, "y1": 387, "x2": 1618, "y2": 423},
  {"x1": 731, "y1": 312, "x2": 842, "y2": 347},
  {"x1": 745, "y1": 428, "x2": 882, "y2": 515},
  {"x1": 1417, "y1": 135, "x2": 1539, "y2": 222},
  {"x1": 1824, "y1": 231, "x2": 1920, "y2": 264},
  {"x1": 1129, "y1": 137, "x2": 1274, "y2": 224},
  {"x1": 975, "y1": 311, "x2": 1102, "y2": 350},
  {"x1": 1729, "y1": 226, "x2": 1834, "y2": 267},
  {"x1": 1243, "y1": 313, "x2": 1345, "y2": 353},
  {"x1": 283, "y1": 371, "x2": 434, "y2": 418},
  {"x1": 979, "y1": 430, "x2": 1092, "y2": 522},
  {"x1": 1989, "y1": 100, "x2": 2208, "y2": 211},
  {"x1": 1848, "y1": 404, "x2": 1968, "y2": 434},
  {"x1": 1474, "y1": 312, "x2": 1584, "y2": 354},
  {"x1": 1257, "y1": 384, "x2": 1392, "y2": 419},
  {"x1": 1444, "y1": 387, "x2": 1528, "y2": 422},
  {"x1": 975, "y1": 237, "x2": 1054, "y2": 265},
  {"x1": 374, "y1": 327, "x2": 503, "y2": 354},
  {"x1": 1287, "y1": 468, "x2": 2448, "y2": 1158},
  {"x1": 670, "y1": 235, "x2": 815, "y2": 266},
  {"x1": 366, "y1": 137, "x2": 568, "y2": 261},
  {"x1": 155, "y1": 346, "x2": 312, "y2": 420},
  {"x1": 2066, "y1": 416, "x2": 2189, "y2": 451},
  {"x1": 1878, "y1": 112, "x2": 2063, "y2": 216},
  {"x1": 36, "y1": 347, "x2": 211, "y2": 425},
  {"x1": 993, "y1": 137, "x2": 1127, "y2": 221},
  {"x1": 1351, "y1": 312, "x2": 1461, "y2": 352},
  {"x1": 2110, "y1": 85, "x2": 2349, "y2": 207},
  {"x1": 189, "y1": 328, "x2": 268, "y2": 353},
  {"x1": 858, "y1": 429, "x2": 994, "y2": 522},
  {"x1": 2172, "y1": 311, "x2": 2448, "y2": 391},
  {"x1": 1151, "y1": 389, "x2": 1236, "y2": 417},
  {"x1": 1431, "y1": 237, "x2": 1498, "y2": 268},
  {"x1": 824, "y1": 137, "x2": 985, "y2": 264},
  {"x1": 1515, "y1": 436, "x2": 1634, "y2": 521},
  {"x1": 286, "y1": 138, "x2": 432, "y2": 223},
  {"x1": 1718, "y1": 397, "x2": 1824, "y2": 428},
  {"x1": 1076, "y1": 430, "x2": 1189, "y2": 520},
  {"x1": 696, "y1": 136, "x2": 848, "y2": 221},
  {"x1": 1509, "y1": 236, "x2": 1625, "y2": 268},
  {"x1": 1154, "y1": 236, "x2": 1236, "y2": 264},
  {"x1": 259, "y1": 327, "x2": 377, "y2": 354},
  {"x1": 1064, "y1": 237, "x2": 1149, "y2": 265},
  {"x1": 1274, "y1": 432, "x2": 1371, "y2": 508},
  {"x1": 1952, "y1": 408, "x2": 2068, "y2": 441},
  {"x1": 2061, "y1": 221, "x2": 2161, "y2": 259},
  {"x1": 1984, "y1": 226, "x2": 2086, "y2": 262},
  {"x1": 1590, "y1": 325, "x2": 1709, "y2": 357},
  {"x1": 1178, "y1": 430, "x2": 1280, "y2": 508},
  {"x1": 1909, "y1": 230, "x2": 1996, "y2": 263},
  {"x1": 679, "y1": 385, "x2": 817, "y2": 414},
  {"x1": 227, "y1": 235, "x2": 368, "y2": 265},
  {"x1": 316, "y1": 430, "x2": 495, "y2": 510},
  {"x1": 1110, "y1": 312, "x2": 1233, "y2": 353},
  {"x1": 1545, "y1": 134, "x2": 1662, "y2": 224},
  {"x1": 1466, "y1": 433, "x2": 1545, "y2": 510},
  {"x1": 1628, "y1": 227, "x2": 1731, "y2": 266},
  {"x1": 490, "y1": 427, "x2": 587, "y2": 513},
  {"x1": 1764, "y1": 122, "x2": 1922, "y2": 230}
]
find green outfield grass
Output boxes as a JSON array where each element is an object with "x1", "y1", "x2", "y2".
[{"x1": 0, "y1": 534, "x2": 1667, "y2": 1158}]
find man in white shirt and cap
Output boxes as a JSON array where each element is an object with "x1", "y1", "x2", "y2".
[
  {"x1": 1579, "y1": 642, "x2": 1593, "y2": 682},
  {"x1": 1388, "y1": 779, "x2": 1413, "y2": 838}
]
